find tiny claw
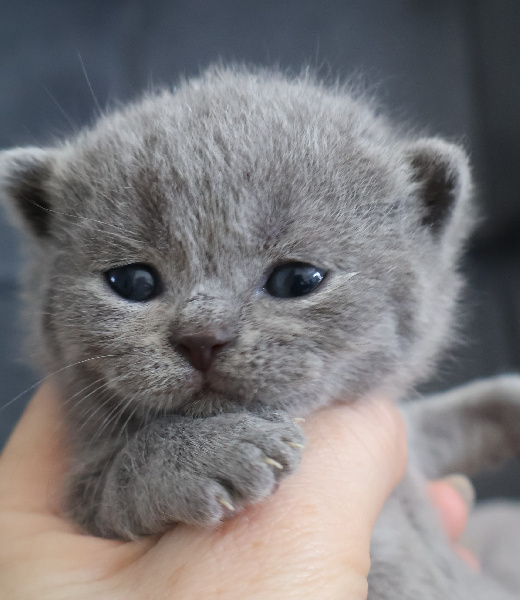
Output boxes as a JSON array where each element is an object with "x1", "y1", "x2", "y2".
[
  {"x1": 292, "y1": 417, "x2": 305, "y2": 423},
  {"x1": 287, "y1": 442, "x2": 305, "y2": 449},
  {"x1": 218, "y1": 498, "x2": 235, "y2": 512},
  {"x1": 265, "y1": 457, "x2": 283, "y2": 470}
]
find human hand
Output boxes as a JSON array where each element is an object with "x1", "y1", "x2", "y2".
[{"x1": 0, "y1": 383, "x2": 470, "y2": 600}]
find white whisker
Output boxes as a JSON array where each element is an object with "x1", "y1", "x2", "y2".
[
  {"x1": 74, "y1": 374, "x2": 129, "y2": 426},
  {"x1": 0, "y1": 354, "x2": 120, "y2": 413},
  {"x1": 77, "y1": 51, "x2": 103, "y2": 116}
]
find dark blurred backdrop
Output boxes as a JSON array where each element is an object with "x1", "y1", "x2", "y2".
[{"x1": 1, "y1": 0, "x2": 519, "y2": 498}]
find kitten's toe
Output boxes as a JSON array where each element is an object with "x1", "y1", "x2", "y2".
[
  {"x1": 175, "y1": 477, "x2": 236, "y2": 526},
  {"x1": 253, "y1": 418, "x2": 306, "y2": 475},
  {"x1": 214, "y1": 441, "x2": 280, "y2": 502},
  {"x1": 217, "y1": 424, "x2": 305, "y2": 505}
]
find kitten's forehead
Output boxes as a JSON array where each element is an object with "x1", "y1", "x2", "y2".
[{"x1": 58, "y1": 72, "x2": 401, "y2": 270}]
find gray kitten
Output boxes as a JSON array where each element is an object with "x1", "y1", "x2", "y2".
[{"x1": 1, "y1": 67, "x2": 520, "y2": 598}]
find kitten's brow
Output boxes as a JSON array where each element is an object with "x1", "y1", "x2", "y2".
[{"x1": 19, "y1": 197, "x2": 143, "y2": 243}]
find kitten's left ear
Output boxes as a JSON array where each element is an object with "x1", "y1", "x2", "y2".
[
  {"x1": 405, "y1": 138, "x2": 471, "y2": 235},
  {"x1": 0, "y1": 147, "x2": 54, "y2": 239}
]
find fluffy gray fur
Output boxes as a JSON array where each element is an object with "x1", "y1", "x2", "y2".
[{"x1": 1, "y1": 67, "x2": 519, "y2": 598}]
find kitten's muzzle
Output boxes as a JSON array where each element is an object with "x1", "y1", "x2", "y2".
[{"x1": 174, "y1": 332, "x2": 234, "y2": 372}]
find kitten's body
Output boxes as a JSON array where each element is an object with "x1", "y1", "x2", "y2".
[{"x1": 1, "y1": 68, "x2": 519, "y2": 598}]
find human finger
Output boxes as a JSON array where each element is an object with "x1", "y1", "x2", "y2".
[
  {"x1": 428, "y1": 476, "x2": 480, "y2": 572},
  {"x1": 428, "y1": 475, "x2": 474, "y2": 540},
  {"x1": 0, "y1": 382, "x2": 68, "y2": 515}
]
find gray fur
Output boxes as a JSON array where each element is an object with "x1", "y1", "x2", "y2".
[
  {"x1": 0, "y1": 67, "x2": 518, "y2": 598},
  {"x1": 464, "y1": 500, "x2": 520, "y2": 594}
]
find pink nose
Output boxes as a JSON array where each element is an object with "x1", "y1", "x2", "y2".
[{"x1": 175, "y1": 333, "x2": 232, "y2": 372}]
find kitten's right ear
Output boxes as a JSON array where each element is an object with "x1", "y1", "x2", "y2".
[
  {"x1": 404, "y1": 138, "x2": 471, "y2": 236},
  {"x1": 0, "y1": 147, "x2": 54, "y2": 238}
]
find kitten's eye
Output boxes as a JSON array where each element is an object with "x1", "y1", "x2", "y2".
[
  {"x1": 105, "y1": 264, "x2": 159, "y2": 302},
  {"x1": 265, "y1": 262, "x2": 326, "y2": 298}
]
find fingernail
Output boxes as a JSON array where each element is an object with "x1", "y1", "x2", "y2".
[{"x1": 442, "y1": 474, "x2": 476, "y2": 510}]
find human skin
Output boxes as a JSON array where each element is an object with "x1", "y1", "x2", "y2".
[{"x1": 0, "y1": 383, "x2": 472, "y2": 600}]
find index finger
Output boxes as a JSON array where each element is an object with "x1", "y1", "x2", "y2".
[{"x1": 0, "y1": 383, "x2": 68, "y2": 514}]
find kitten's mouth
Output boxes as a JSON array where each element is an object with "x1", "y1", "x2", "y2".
[
  {"x1": 179, "y1": 368, "x2": 223, "y2": 393},
  {"x1": 174, "y1": 366, "x2": 247, "y2": 416},
  {"x1": 202, "y1": 369, "x2": 232, "y2": 392},
  {"x1": 180, "y1": 385, "x2": 244, "y2": 418}
]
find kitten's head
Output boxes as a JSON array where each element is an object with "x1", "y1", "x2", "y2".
[{"x1": 0, "y1": 68, "x2": 472, "y2": 424}]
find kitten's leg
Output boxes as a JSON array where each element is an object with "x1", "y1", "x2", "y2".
[
  {"x1": 370, "y1": 376, "x2": 520, "y2": 600},
  {"x1": 69, "y1": 411, "x2": 304, "y2": 540},
  {"x1": 368, "y1": 472, "x2": 518, "y2": 600},
  {"x1": 404, "y1": 375, "x2": 520, "y2": 478},
  {"x1": 463, "y1": 500, "x2": 520, "y2": 595}
]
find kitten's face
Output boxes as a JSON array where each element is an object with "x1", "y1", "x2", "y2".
[{"x1": 0, "y1": 70, "x2": 472, "y2": 422}]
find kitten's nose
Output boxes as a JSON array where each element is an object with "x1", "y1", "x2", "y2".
[{"x1": 174, "y1": 332, "x2": 232, "y2": 372}]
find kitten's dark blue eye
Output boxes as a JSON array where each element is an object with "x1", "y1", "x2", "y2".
[
  {"x1": 265, "y1": 262, "x2": 326, "y2": 298},
  {"x1": 105, "y1": 264, "x2": 159, "y2": 302}
]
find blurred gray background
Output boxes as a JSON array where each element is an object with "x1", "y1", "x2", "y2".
[{"x1": 0, "y1": 0, "x2": 519, "y2": 498}]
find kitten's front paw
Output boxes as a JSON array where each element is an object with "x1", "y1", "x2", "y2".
[
  {"x1": 94, "y1": 411, "x2": 305, "y2": 537},
  {"x1": 182, "y1": 411, "x2": 305, "y2": 525}
]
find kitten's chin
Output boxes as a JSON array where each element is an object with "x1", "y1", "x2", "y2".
[{"x1": 180, "y1": 388, "x2": 245, "y2": 418}]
